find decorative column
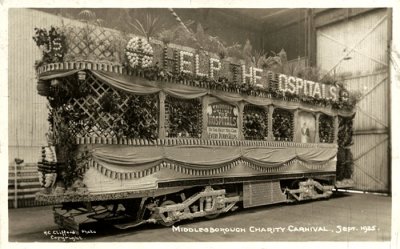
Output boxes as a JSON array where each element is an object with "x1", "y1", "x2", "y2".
[
  {"x1": 293, "y1": 109, "x2": 299, "y2": 142},
  {"x1": 238, "y1": 102, "x2": 245, "y2": 140},
  {"x1": 267, "y1": 105, "x2": 275, "y2": 141},
  {"x1": 333, "y1": 115, "x2": 339, "y2": 143},
  {"x1": 201, "y1": 96, "x2": 209, "y2": 139},
  {"x1": 315, "y1": 113, "x2": 321, "y2": 143},
  {"x1": 158, "y1": 91, "x2": 166, "y2": 139}
]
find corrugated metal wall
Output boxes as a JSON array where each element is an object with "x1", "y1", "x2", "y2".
[
  {"x1": 316, "y1": 9, "x2": 390, "y2": 192},
  {"x1": 8, "y1": 9, "x2": 64, "y2": 164}
]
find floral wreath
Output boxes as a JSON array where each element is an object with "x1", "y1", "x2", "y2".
[{"x1": 125, "y1": 36, "x2": 153, "y2": 68}]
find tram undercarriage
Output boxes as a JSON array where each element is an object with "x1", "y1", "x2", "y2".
[{"x1": 52, "y1": 177, "x2": 334, "y2": 232}]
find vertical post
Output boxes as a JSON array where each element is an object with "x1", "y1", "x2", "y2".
[
  {"x1": 307, "y1": 8, "x2": 316, "y2": 67},
  {"x1": 387, "y1": 7, "x2": 392, "y2": 195},
  {"x1": 333, "y1": 115, "x2": 339, "y2": 144},
  {"x1": 238, "y1": 102, "x2": 245, "y2": 140},
  {"x1": 201, "y1": 96, "x2": 209, "y2": 139},
  {"x1": 267, "y1": 105, "x2": 275, "y2": 141},
  {"x1": 315, "y1": 113, "x2": 321, "y2": 143},
  {"x1": 158, "y1": 91, "x2": 166, "y2": 139},
  {"x1": 293, "y1": 109, "x2": 299, "y2": 142}
]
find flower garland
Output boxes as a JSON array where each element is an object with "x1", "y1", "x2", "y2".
[{"x1": 126, "y1": 36, "x2": 154, "y2": 68}]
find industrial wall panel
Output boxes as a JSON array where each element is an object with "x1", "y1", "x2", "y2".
[
  {"x1": 316, "y1": 9, "x2": 388, "y2": 75},
  {"x1": 352, "y1": 134, "x2": 389, "y2": 192},
  {"x1": 316, "y1": 9, "x2": 390, "y2": 192},
  {"x1": 345, "y1": 72, "x2": 389, "y2": 131},
  {"x1": 8, "y1": 9, "x2": 103, "y2": 164},
  {"x1": 8, "y1": 9, "x2": 66, "y2": 163}
]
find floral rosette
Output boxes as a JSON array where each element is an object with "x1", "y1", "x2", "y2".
[{"x1": 125, "y1": 36, "x2": 153, "y2": 68}]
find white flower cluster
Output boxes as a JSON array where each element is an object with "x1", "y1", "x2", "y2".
[
  {"x1": 179, "y1": 51, "x2": 193, "y2": 74},
  {"x1": 241, "y1": 65, "x2": 262, "y2": 85},
  {"x1": 195, "y1": 54, "x2": 207, "y2": 77},
  {"x1": 126, "y1": 36, "x2": 154, "y2": 68},
  {"x1": 242, "y1": 65, "x2": 254, "y2": 84},
  {"x1": 209, "y1": 58, "x2": 221, "y2": 79}
]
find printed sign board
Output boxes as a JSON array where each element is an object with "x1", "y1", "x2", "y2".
[{"x1": 207, "y1": 102, "x2": 239, "y2": 139}]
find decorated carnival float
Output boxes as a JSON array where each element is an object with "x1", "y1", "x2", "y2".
[{"x1": 33, "y1": 13, "x2": 356, "y2": 231}]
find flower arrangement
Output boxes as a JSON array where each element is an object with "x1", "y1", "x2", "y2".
[
  {"x1": 166, "y1": 96, "x2": 202, "y2": 138},
  {"x1": 272, "y1": 109, "x2": 294, "y2": 141},
  {"x1": 319, "y1": 114, "x2": 334, "y2": 143},
  {"x1": 243, "y1": 106, "x2": 268, "y2": 140},
  {"x1": 126, "y1": 36, "x2": 154, "y2": 68},
  {"x1": 119, "y1": 94, "x2": 159, "y2": 139},
  {"x1": 33, "y1": 26, "x2": 67, "y2": 68}
]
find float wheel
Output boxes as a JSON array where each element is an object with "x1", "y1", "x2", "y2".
[{"x1": 159, "y1": 200, "x2": 177, "y2": 227}]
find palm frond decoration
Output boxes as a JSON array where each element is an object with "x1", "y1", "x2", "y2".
[
  {"x1": 251, "y1": 49, "x2": 269, "y2": 68},
  {"x1": 158, "y1": 29, "x2": 176, "y2": 45},
  {"x1": 242, "y1": 39, "x2": 253, "y2": 63},
  {"x1": 129, "y1": 14, "x2": 163, "y2": 41},
  {"x1": 226, "y1": 42, "x2": 243, "y2": 59}
]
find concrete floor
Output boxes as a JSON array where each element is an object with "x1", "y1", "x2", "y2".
[{"x1": 8, "y1": 192, "x2": 391, "y2": 242}]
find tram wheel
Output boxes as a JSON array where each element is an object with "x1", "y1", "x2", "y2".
[{"x1": 159, "y1": 200, "x2": 177, "y2": 227}]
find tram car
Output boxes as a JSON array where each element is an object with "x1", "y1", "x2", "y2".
[{"x1": 33, "y1": 23, "x2": 356, "y2": 231}]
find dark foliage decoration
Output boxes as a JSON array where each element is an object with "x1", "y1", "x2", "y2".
[
  {"x1": 118, "y1": 95, "x2": 159, "y2": 139},
  {"x1": 33, "y1": 26, "x2": 67, "y2": 70},
  {"x1": 243, "y1": 105, "x2": 268, "y2": 140},
  {"x1": 46, "y1": 72, "x2": 159, "y2": 140},
  {"x1": 44, "y1": 76, "x2": 93, "y2": 188},
  {"x1": 272, "y1": 109, "x2": 294, "y2": 141},
  {"x1": 319, "y1": 114, "x2": 334, "y2": 143},
  {"x1": 46, "y1": 73, "x2": 159, "y2": 186},
  {"x1": 165, "y1": 96, "x2": 202, "y2": 138},
  {"x1": 99, "y1": 92, "x2": 119, "y2": 113},
  {"x1": 336, "y1": 116, "x2": 354, "y2": 180},
  {"x1": 337, "y1": 116, "x2": 354, "y2": 148},
  {"x1": 51, "y1": 112, "x2": 90, "y2": 188},
  {"x1": 47, "y1": 77, "x2": 92, "y2": 109}
]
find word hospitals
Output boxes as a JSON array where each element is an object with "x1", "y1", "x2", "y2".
[{"x1": 175, "y1": 50, "x2": 340, "y2": 101}]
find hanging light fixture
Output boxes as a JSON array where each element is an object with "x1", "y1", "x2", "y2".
[{"x1": 50, "y1": 79, "x2": 60, "y2": 87}]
